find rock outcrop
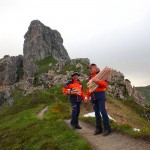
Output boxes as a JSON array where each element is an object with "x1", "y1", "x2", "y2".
[
  {"x1": 0, "y1": 55, "x2": 23, "y2": 86},
  {"x1": 12, "y1": 58, "x2": 89, "y2": 96},
  {"x1": 23, "y1": 20, "x2": 70, "y2": 79},
  {"x1": 107, "y1": 70, "x2": 146, "y2": 106},
  {"x1": 0, "y1": 86, "x2": 14, "y2": 109},
  {"x1": 0, "y1": 55, "x2": 23, "y2": 109},
  {"x1": 27, "y1": 58, "x2": 90, "y2": 91}
]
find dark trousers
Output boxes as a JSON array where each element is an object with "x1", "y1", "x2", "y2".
[
  {"x1": 70, "y1": 102, "x2": 81, "y2": 126},
  {"x1": 93, "y1": 99, "x2": 110, "y2": 131}
]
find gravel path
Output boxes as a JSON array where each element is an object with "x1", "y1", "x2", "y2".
[
  {"x1": 64, "y1": 119, "x2": 150, "y2": 150},
  {"x1": 37, "y1": 106, "x2": 49, "y2": 118}
]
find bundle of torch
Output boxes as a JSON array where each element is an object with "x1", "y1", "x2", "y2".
[
  {"x1": 67, "y1": 88, "x2": 81, "y2": 95},
  {"x1": 87, "y1": 67, "x2": 112, "y2": 93}
]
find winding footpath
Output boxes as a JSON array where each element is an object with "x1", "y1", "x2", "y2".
[
  {"x1": 64, "y1": 120, "x2": 150, "y2": 150},
  {"x1": 37, "y1": 106, "x2": 49, "y2": 118},
  {"x1": 37, "y1": 107, "x2": 150, "y2": 150}
]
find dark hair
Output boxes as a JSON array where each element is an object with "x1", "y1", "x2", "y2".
[{"x1": 71, "y1": 72, "x2": 80, "y2": 77}]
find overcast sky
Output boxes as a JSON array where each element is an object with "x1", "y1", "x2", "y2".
[{"x1": 0, "y1": 0, "x2": 150, "y2": 86}]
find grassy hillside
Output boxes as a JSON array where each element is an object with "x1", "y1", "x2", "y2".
[
  {"x1": 0, "y1": 88, "x2": 92, "y2": 150},
  {"x1": 0, "y1": 86, "x2": 150, "y2": 149},
  {"x1": 136, "y1": 85, "x2": 150, "y2": 104},
  {"x1": 82, "y1": 94, "x2": 150, "y2": 138},
  {"x1": 35, "y1": 56, "x2": 58, "y2": 77},
  {"x1": 35, "y1": 56, "x2": 90, "y2": 77},
  {"x1": 58, "y1": 59, "x2": 90, "y2": 76}
]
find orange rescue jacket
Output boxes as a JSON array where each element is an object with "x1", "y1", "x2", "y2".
[{"x1": 62, "y1": 79, "x2": 84, "y2": 102}]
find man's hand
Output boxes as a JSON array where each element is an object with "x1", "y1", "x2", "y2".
[
  {"x1": 66, "y1": 89, "x2": 71, "y2": 94},
  {"x1": 66, "y1": 88, "x2": 81, "y2": 95},
  {"x1": 84, "y1": 97, "x2": 89, "y2": 103}
]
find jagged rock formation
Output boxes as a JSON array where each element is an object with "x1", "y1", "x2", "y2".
[
  {"x1": 107, "y1": 70, "x2": 146, "y2": 106},
  {"x1": 21, "y1": 58, "x2": 90, "y2": 95},
  {"x1": 0, "y1": 55, "x2": 23, "y2": 108},
  {"x1": 23, "y1": 20, "x2": 70, "y2": 79},
  {"x1": 0, "y1": 87, "x2": 14, "y2": 109},
  {"x1": 0, "y1": 55, "x2": 23, "y2": 85}
]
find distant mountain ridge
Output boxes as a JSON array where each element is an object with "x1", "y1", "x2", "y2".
[{"x1": 136, "y1": 85, "x2": 150, "y2": 104}]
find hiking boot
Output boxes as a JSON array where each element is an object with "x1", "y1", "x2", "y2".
[
  {"x1": 103, "y1": 129, "x2": 111, "y2": 136},
  {"x1": 75, "y1": 124, "x2": 82, "y2": 129},
  {"x1": 94, "y1": 129, "x2": 102, "y2": 135}
]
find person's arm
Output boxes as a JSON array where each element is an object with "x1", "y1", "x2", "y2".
[
  {"x1": 62, "y1": 87, "x2": 70, "y2": 94},
  {"x1": 91, "y1": 78, "x2": 107, "y2": 88},
  {"x1": 96, "y1": 80, "x2": 107, "y2": 88},
  {"x1": 84, "y1": 88, "x2": 91, "y2": 102},
  {"x1": 62, "y1": 81, "x2": 72, "y2": 95}
]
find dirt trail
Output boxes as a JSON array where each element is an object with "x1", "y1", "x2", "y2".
[
  {"x1": 64, "y1": 120, "x2": 150, "y2": 150},
  {"x1": 37, "y1": 106, "x2": 49, "y2": 118}
]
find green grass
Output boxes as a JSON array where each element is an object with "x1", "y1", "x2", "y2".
[
  {"x1": 35, "y1": 56, "x2": 58, "y2": 77},
  {"x1": 0, "y1": 88, "x2": 92, "y2": 150},
  {"x1": 0, "y1": 89, "x2": 51, "y2": 118},
  {"x1": 59, "y1": 59, "x2": 90, "y2": 76},
  {"x1": 0, "y1": 107, "x2": 91, "y2": 150},
  {"x1": 81, "y1": 94, "x2": 150, "y2": 139},
  {"x1": 1, "y1": 85, "x2": 150, "y2": 149},
  {"x1": 122, "y1": 95, "x2": 150, "y2": 118},
  {"x1": 81, "y1": 116, "x2": 150, "y2": 139}
]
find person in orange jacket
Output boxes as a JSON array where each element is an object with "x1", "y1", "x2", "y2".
[
  {"x1": 62, "y1": 72, "x2": 84, "y2": 129},
  {"x1": 85, "y1": 64, "x2": 111, "y2": 136}
]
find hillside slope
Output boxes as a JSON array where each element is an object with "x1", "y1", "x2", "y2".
[
  {"x1": 82, "y1": 95, "x2": 150, "y2": 137},
  {"x1": 0, "y1": 88, "x2": 92, "y2": 150},
  {"x1": 136, "y1": 85, "x2": 150, "y2": 104},
  {"x1": 0, "y1": 87, "x2": 150, "y2": 149}
]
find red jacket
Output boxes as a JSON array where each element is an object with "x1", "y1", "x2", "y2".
[{"x1": 62, "y1": 79, "x2": 84, "y2": 102}]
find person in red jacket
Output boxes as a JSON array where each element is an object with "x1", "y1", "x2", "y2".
[
  {"x1": 62, "y1": 72, "x2": 84, "y2": 129},
  {"x1": 85, "y1": 64, "x2": 111, "y2": 136}
]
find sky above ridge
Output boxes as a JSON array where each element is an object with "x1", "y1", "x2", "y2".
[{"x1": 0, "y1": 0, "x2": 150, "y2": 86}]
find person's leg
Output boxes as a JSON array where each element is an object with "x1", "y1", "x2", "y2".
[
  {"x1": 75, "y1": 102, "x2": 82, "y2": 129},
  {"x1": 70, "y1": 102, "x2": 77, "y2": 129},
  {"x1": 76, "y1": 102, "x2": 81, "y2": 118},
  {"x1": 93, "y1": 101, "x2": 103, "y2": 135},
  {"x1": 99, "y1": 99, "x2": 111, "y2": 135}
]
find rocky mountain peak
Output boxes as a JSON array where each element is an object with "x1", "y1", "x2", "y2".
[
  {"x1": 23, "y1": 20, "x2": 70, "y2": 61},
  {"x1": 28, "y1": 20, "x2": 44, "y2": 29},
  {"x1": 23, "y1": 20, "x2": 70, "y2": 79}
]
